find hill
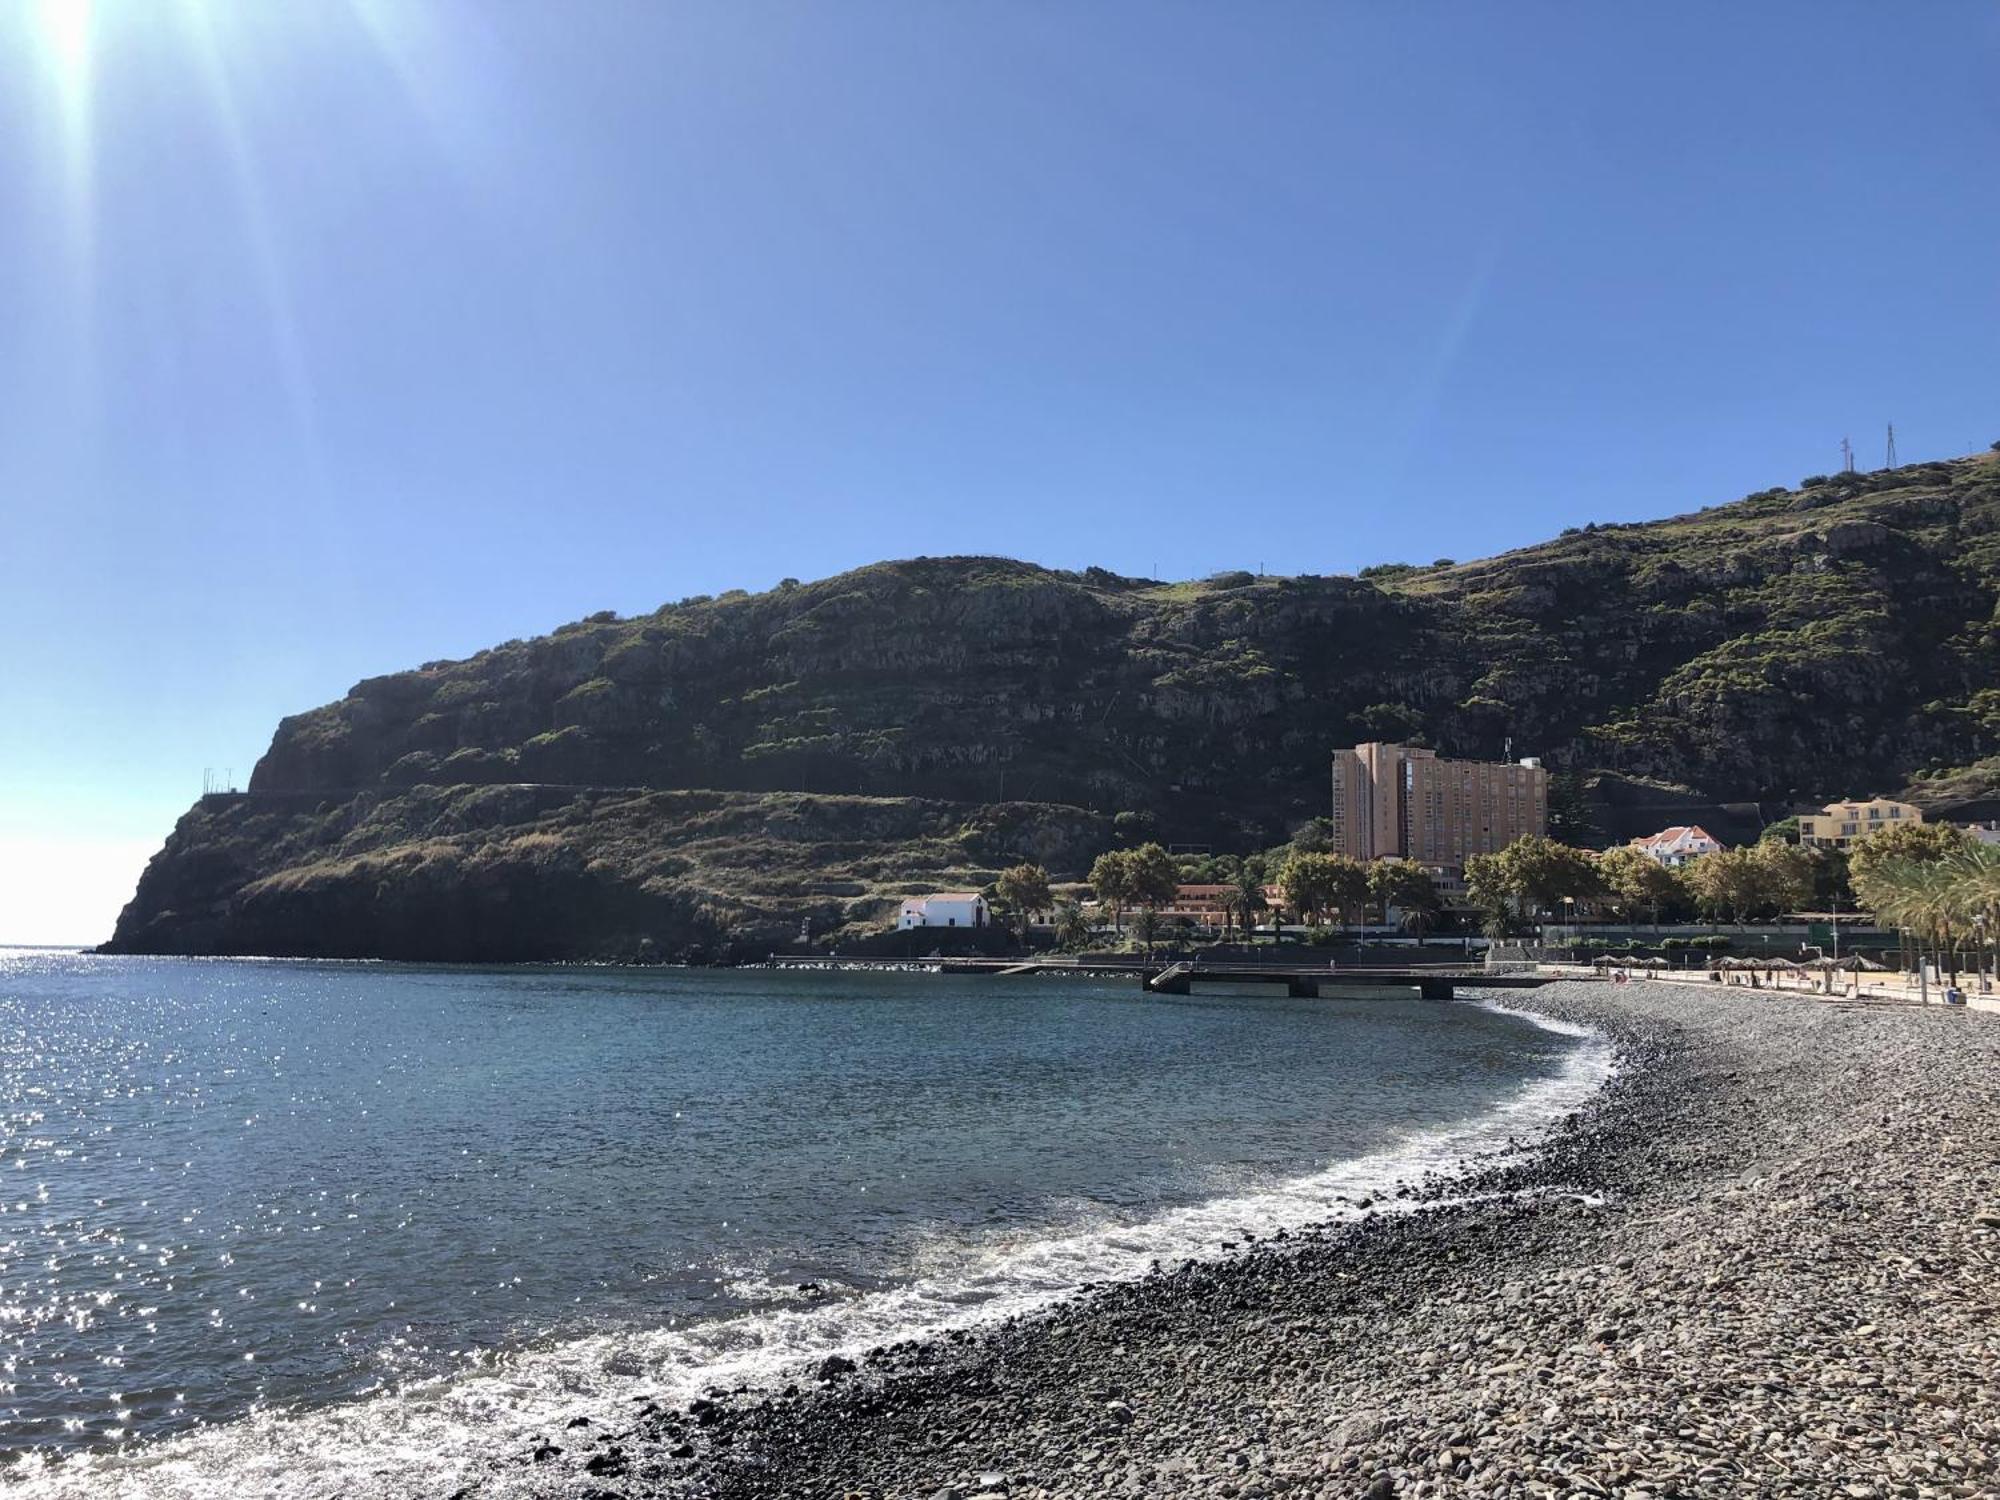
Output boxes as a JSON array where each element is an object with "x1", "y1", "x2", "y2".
[{"x1": 108, "y1": 450, "x2": 2000, "y2": 959}]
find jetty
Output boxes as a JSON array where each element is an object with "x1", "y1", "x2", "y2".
[{"x1": 768, "y1": 954, "x2": 1550, "y2": 1001}]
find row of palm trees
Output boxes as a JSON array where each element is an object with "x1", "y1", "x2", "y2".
[{"x1": 1850, "y1": 841, "x2": 2000, "y2": 982}]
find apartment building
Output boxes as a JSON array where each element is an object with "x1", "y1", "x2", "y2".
[
  {"x1": 1797, "y1": 798, "x2": 1922, "y2": 850},
  {"x1": 1329, "y1": 742, "x2": 1548, "y2": 865}
]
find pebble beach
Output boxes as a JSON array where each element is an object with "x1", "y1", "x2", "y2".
[{"x1": 505, "y1": 980, "x2": 2000, "y2": 1500}]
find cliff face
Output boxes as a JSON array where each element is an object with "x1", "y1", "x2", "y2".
[
  {"x1": 110, "y1": 452, "x2": 2000, "y2": 958},
  {"x1": 111, "y1": 787, "x2": 1109, "y2": 961}
]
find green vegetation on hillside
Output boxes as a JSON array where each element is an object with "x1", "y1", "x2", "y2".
[{"x1": 110, "y1": 452, "x2": 2000, "y2": 959}]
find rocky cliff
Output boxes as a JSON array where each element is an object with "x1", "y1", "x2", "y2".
[{"x1": 109, "y1": 451, "x2": 2000, "y2": 958}]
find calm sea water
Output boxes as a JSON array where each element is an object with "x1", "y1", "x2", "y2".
[{"x1": 0, "y1": 952, "x2": 1606, "y2": 1498}]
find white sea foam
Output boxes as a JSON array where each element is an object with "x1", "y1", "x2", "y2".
[{"x1": 5, "y1": 1004, "x2": 1612, "y2": 1500}]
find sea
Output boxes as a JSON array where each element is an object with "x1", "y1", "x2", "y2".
[{"x1": 0, "y1": 950, "x2": 1610, "y2": 1498}]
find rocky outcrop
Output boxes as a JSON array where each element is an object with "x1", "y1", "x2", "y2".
[
  {"x1": 110, "y1": 453, "x2": 2000, "y2": 958},
  {"x1": 108, "y1": 787, "x2": 1110, "y2": 961}
]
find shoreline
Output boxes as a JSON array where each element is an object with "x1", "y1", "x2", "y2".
[
  {"x1": 3, "y1": 973, "x2": 1591, "y2": 1500},
  {"x1": 503, "y1": 979, "x2": 1999, "y2": 1500}
]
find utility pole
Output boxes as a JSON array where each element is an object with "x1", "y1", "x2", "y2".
[
  {"x1": 1885, "y1": 422, "x2": 1898, "y2": 470},
  {"x1": 1841, "y1": 437, "x2": 1854, "y2": 473}
]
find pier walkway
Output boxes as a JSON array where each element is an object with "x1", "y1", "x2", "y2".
[{"x1": 768, "y1": 954, "x2": 1552, "y2": 1001}]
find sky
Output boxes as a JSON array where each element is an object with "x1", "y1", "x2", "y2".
[{"x1": 3, "y1": 1, "x2": 1998, "y2": 944}]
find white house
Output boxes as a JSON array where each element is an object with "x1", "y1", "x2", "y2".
[
  {"x1": 897, "y1": 892, "x2": 990, "y2": 930},
  {"x1": 1628, "y1": 824, "x2": 1723, "y2": 868}
]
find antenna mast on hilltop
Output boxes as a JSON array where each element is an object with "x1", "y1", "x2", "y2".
[
  {"x1": 1885, "y1": 423, "x2": 1898, "y2": 470},
  {"x1": 1841, "y1": 437, "x2": 1855, "y2": 473}
]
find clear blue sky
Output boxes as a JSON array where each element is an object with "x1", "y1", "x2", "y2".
[{"x1": 4, "y1": 1, "x2": 1998, "y2": 943}]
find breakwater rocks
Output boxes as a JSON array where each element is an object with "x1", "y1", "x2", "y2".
[{"x1": 499, "y1": 982, "x2": 2000, "y2": 1499}]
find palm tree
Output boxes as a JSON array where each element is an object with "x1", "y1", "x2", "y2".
[
  {"x1": 1052, "y1": 900, "x2": 1091, "y2": 953},
  {"x1": 1859, "y1": 855, "x2": 1976, "y2": 984},
  {"x1": 1229, "y1": 868, "x2": 1268, "y2": 948}
]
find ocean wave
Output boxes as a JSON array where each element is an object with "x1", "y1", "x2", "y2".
[{"x1": 5, "y1": 1006, "x2": 1612, "y2": 1500}]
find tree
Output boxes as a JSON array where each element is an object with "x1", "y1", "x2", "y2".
[
  {"x1": 1324, "y1": 854, "x2": 1369, "y2": 928},
  {"x1": 1685, "y1": 847, "x2": 1759, "y2": 922},
  {"x1": 994, "y1": 863, "x2": 1052, "y2": 944},
  {"x1": 1226, "y1": 866, "x2": 1268, "y2": 946},
  {"x1": 1089, "y1": 851, "x2": 1133, "y2": 935},
  {"x1": 1758, "y1": 816, "x2": 1801, "y2": 846},
  {"x1": 1753, "y1": 841, "x2": 1815, "y2": 915},
  {"x1": 1132, "y1": 905, "x2": 1162, "y2": 957},
  {"x1": 1277, "y1": 852, "x2": 1333, "y2": 924},
  {"x1": 1845, "y1": 821, "x2": 1967, "y2": 891},
  {"x1": 1288, "y1": 817, "x2": 1341, "y2": 854},
  {"x1": 1278, "y1": 851, "x2": 1365, "y2": 926},
  {"x1": 1859, "y1": 857, "x2": 1966, "y2": 981},
  {"x1": 1805, "y1": 845, "x2": 1851, "y2": 908},
  {"x1": 1684, "y1": 842, "x2": 1810, "y2": 922},
  {"x1": 1124, "y1": 842, "x2": 1182, "y2": 914},
  {"x1": 1493, "y1": 835, "x2": 1603, "y2": 916},
  {"x1": 1369, "y1": 860, "x2": 1440, "y2": 937},
  {"x1": 1851, "y1": 840, "x2": 2000, "y2": 983},
  {"x1": 1594, "y1": 847, "x2": 1683, "y2": 926},
  {"x1": 1463, "y1": 852, "x2": 1516, "y2": 938},
  {"x1": 1052, "y1": 900, "x2": 1092, "y2": 952},
  {"x1": 1546, "y1": 771, "x2": 1603, "y2": 847}
]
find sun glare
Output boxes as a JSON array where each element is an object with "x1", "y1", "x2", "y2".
[{"x1": 33, "y1": 0, "x2": 94, "y2": 96}]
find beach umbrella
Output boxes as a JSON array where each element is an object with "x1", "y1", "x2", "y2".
[
  {"x1": 1639, "y1": 955, "x2": 1668, "y2": 968},
  {"x1": 1767, "y1": 957, "x2": 1802, "y2": 971}
]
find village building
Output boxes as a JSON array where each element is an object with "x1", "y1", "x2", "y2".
[
  {"x1": 1628, "y1": 824, "x2": 1723, "y2": 868},
  {"x1": 896, "y1": 893, "x2": 990, "y2": 929},
  {"x1": 1797, "y1": 798, "x2": 1922, "y2": 850},
  {"x1": 1329, "y1": 742, "x2": 1548, "y2": 865},
  {"x1": 1160, "y1": 884, "x2": 1283, "y2": 926}
]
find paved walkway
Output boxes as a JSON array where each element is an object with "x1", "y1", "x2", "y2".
[{"x1": 1542, "y1": 962, "x2": 2000, "y2": 1016}]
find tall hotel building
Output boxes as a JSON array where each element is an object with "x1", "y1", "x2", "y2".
[{"x1": 1328, "y1": 742, "x2": 1548, "y2": 866}]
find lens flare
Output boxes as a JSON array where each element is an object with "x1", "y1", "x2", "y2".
[
  {"x1": 33, "y1": 0, "x2": 93, "y2": 88},
  {"x1": 173, "y1": 0, "x2": 326, "y2": 478},
  {"x1": 31, "y1": 0, "x2": 99, "y2": 411}
]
